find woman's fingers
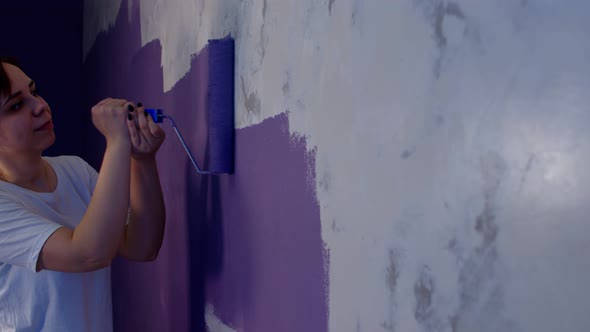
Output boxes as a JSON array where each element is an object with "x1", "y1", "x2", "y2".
[
  {"x1": 114, "y1": 100, "x2": 166, "y2": 156},
  {"x1": 127, "y1": 112, "x2": 141, "y2": 147},
  {"x1": 135, "y1": 107, "x2": 151, "y2": 140},
  {"x1": 95, "y1": 98, "x2": 111, "y2": 107},
  {"x1": 147, "y1": 112, "x2": 165, "y2": 139},
  {"x1": 134, "y1": 105, "x2": 165, "y2": 143},
  {"x1": 91, "y1": 98, "x2": 134, "y2": 144}
]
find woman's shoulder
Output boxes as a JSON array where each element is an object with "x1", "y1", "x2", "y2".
[
  {"x1": 43, "y1": 155, "x2": 96, "y2": 180},
  {"x1": 43, "y1": 155, "x2": 87, "y2": 167}
]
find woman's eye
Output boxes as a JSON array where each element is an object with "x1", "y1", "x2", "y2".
[
  {"x1": 31, "y1": 89, "x2": 39, "y2": 97},
  {"x1": 10, "y1": 101, "x2": 23, "y2": 111}
]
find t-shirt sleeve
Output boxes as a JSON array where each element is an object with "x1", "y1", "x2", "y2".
[
  {"x1": 0, "y1": 195, "x2": 62, "y2": 272},
  {"x1": 85, "y1": 161, "x2": 98, "y2": 193},
  {"x1": 73, "y1": 156, "x2": 98, "y2": 193}
]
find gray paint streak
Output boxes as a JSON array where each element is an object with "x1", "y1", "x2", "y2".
[{"x1": 242, "y1": 76, "x2": 262, "y2": 116}]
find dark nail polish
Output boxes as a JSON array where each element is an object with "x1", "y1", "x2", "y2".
[
  {"x1": 137, "y1": 102, "x2": 143, "y2": 107},
  {"x1": 144, "y1": 111, "x2": 149, "y2": 117},
  {"x1": 128, "y1": 104, "x2": 134, "y2": 112},
  {"x1": 128, "y1": 113, "x2": 133, "y2": 120}
]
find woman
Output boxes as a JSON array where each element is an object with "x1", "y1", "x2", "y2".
[{"x1": 0, "y1": 56, "x2": 166, "y2": 331}]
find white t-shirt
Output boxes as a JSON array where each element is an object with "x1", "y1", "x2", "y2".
[{"x1": 0, "y1": 156, "x2": 112, "y2": 332}]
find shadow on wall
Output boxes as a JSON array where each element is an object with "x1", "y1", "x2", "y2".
[{"x1": 186, "y1": 154, "x2": 225, "y2": 331}]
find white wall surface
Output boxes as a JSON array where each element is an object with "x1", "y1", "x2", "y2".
[{"x1": 85, "y1": 1, "x2": 590, "y2": 331}]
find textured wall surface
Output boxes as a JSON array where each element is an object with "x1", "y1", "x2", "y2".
[{"x1": 83, "y1": 0, "x2": 590, "y2": 331}]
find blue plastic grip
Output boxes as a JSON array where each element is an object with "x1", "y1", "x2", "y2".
[{"x1": 145, "y1": 108, "x2": 164, "y2": 123}]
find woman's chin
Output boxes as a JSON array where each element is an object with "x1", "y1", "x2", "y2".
[{"x1": 41, "y1": 133, "x2": 56, "y2": 150}]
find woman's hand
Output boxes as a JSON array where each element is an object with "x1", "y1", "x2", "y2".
[
  {"x1": 127, "y1": 103, "x2": 166, "y2": 160},
  {"x1": 91, "y1": 98, "x2": 132, "y2": 146}
]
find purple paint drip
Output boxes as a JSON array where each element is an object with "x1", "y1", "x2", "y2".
[{"x1": 84, "y1": 2, "x2": 327, "y2": 331}]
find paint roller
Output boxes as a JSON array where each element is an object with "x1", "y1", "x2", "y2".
[{"x1": 145, "y1": 36, "x2": 234, "y2": 175}]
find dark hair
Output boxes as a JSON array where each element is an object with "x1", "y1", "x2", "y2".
[{"x1": 0, "y1": 56, "x2": 23, "y2": 98}]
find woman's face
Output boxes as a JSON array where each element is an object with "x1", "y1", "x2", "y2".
[{"x1": 0, "y1": 62, "x2": 55, "y2": 155}]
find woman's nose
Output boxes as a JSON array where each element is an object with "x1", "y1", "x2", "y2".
[{"x1": 31, "y1": 97, "x2": 48, "y2": 116}]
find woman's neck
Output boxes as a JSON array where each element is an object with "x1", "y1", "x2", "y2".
[{"x1": 0, "y1": 153, "x2": 55, "y2": 192}]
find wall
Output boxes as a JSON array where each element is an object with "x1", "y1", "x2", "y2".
[
  {"x1": 83, "y1": 1, "x2": 590, "y2": 332},
  {"x1": 83, "y1": 1, "x2": 325, "y2": 331}
]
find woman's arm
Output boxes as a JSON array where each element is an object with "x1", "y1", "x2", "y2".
[
  {"x1": 119, "y1": 156, "x2": 166, "y2": 261},
  {"x1": 38, "y1": 98, "x2": 132, "y2": 272},
  {"x1": 118, "y1": 103, "x2": 166, "y2": 261}
]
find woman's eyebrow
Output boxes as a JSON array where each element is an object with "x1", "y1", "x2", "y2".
[
  {"x1": 2, "y1": 91, "x2": 21, "y2": 106},
  {"x1": 2, "y1": 80, "x2": 35, "y2": 106}
]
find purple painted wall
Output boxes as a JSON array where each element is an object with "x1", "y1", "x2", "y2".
[{"x1": 84, "y1": 3, "x2": 327, "y2": 331}]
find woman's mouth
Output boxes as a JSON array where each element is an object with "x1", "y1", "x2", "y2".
[{"x1": 36, "y1": 121, "x2": 53, "y2": 131}]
